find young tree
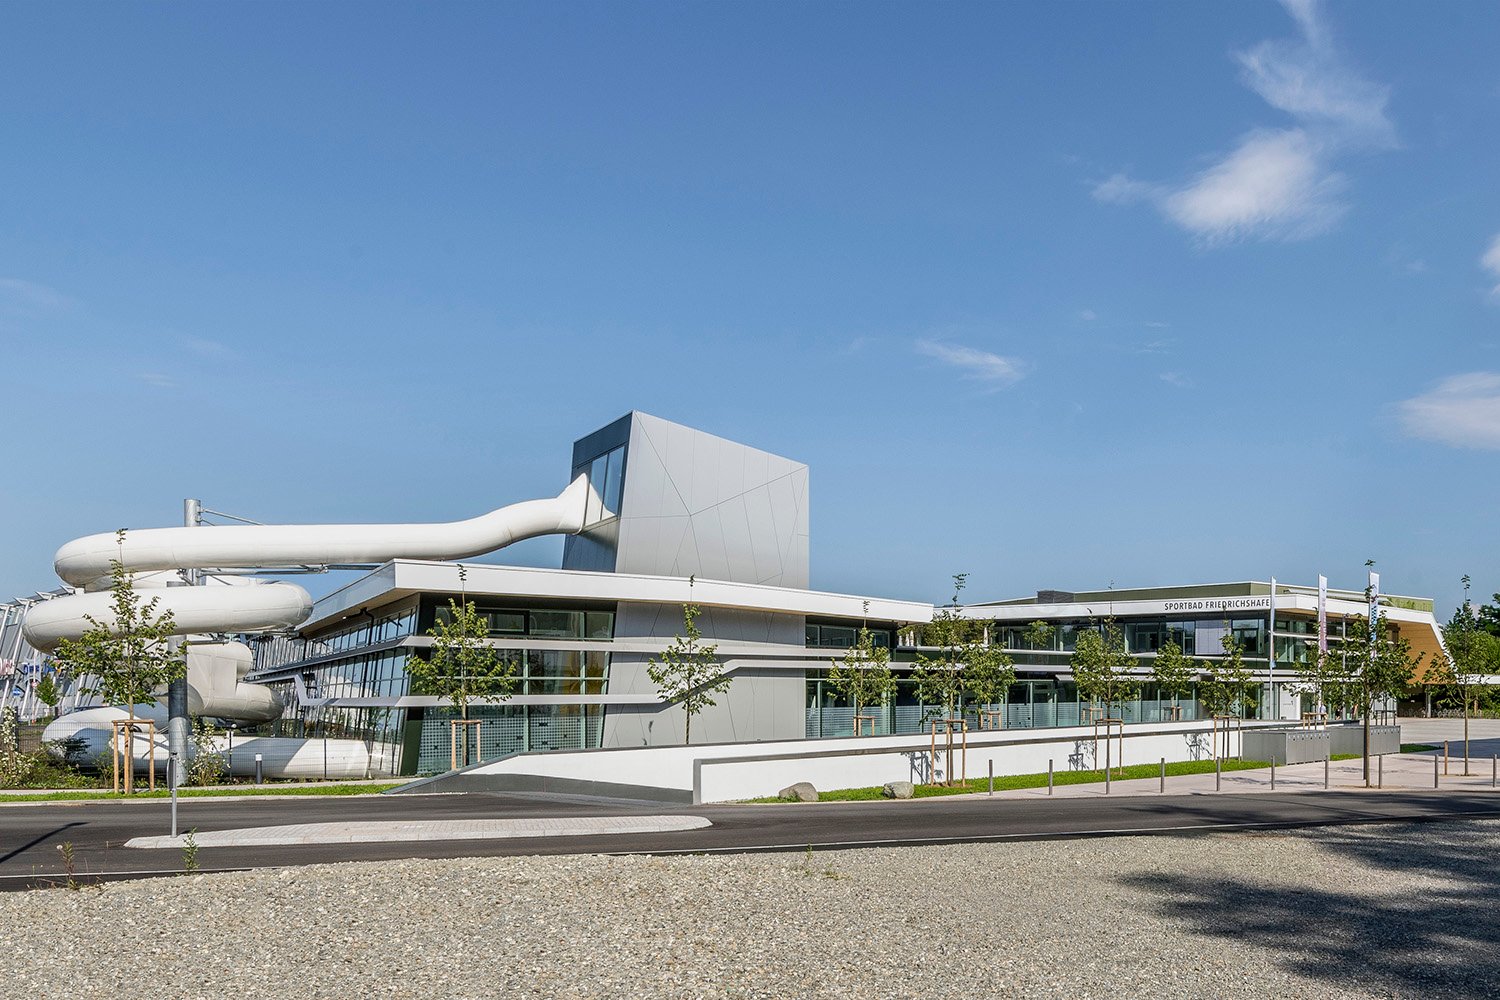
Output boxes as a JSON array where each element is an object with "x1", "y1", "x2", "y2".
[
  {"x1": 1339, "y1": 608, "x2": 1426, "y2": 786},
  {"x1": 1023, "y1": 620, "x2": 1055, "y2": 652},
  {"x1": 1436, "y1": 577, "x2": 1500, "y2": 773},
  {"x1": 187, "y1": 716, "x2": 228, "y2": 786},
  {"x1": 1295, "y1": 641, "x2": 1340, "y2": 721},
  {"x1": 408, "y1": 570, "x2": 518, "y2": 768},
  {"x1": 51, "y1": 533, "x2": 187, "y2": 793},
  {"x1": 912, "y1": 574, "x2": 973, "y2": 721},
  {"x1": 33, "y1": 675, "x2": 60, "y2": 719},
  {"x1": 824, "y1": 608, "x2": 895, "y2": 735},
  {"x1": 1206, "y1": 629, "x2": 1257, "y2": 719},
  {"x1": 1477, "y1": 591, "x2": 1500, "y2": 638},
  {"x1": 963, "y1": 625, "x2": 1016, "y2": 729},
  {"x1": 647, "y1": 602, "x2": 729, "y2": 745},
  {"x1": 1150, "y1": 639, "x2": 1196, "y2": 720},
  {"x1": 1071, "y1": 618, "x2": 1139, "y2": 720}
]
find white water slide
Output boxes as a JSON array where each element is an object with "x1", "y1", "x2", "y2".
[{"x1": 22, "y1": 476, "x2": 589, "y2": 778}]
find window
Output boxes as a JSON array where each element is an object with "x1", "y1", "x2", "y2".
[
  {"x1": 530, "y1": 611, "x2": 584, "y2": 639},
  {"x1": 602, "y1": 447, "x2": 625, "y2": 517},
  {"x1": 1125, "y1": 621, "x2": 1163, "y2": 653},
  {"x1": 580, "y1": 445, "x2": 626, "y2": 526},
  {"x1": 1166, "y1": 621, "x2": 1196, "y2": 655},
  {"x1": 587, "y1": 454, "x2": 608, "y2": 523},
  {"x1": 805, "y1": 623, "x2": 891, "y2": 649},
  {"x1": 485, "y1": 611, "x2": 526, "y2": 635},
  {"x1": 1058, "y1": 622, "x2": 1087, "y2": 651},
  {"x1": 819, "y1": 625, "x2": 857, "y2": 648},
  {"x1": 585, "y1": 612, "x2": 614, "y2": 640},
  {"x1": 1231, "y1": 618, "x2": 1266, "y2": 655}
]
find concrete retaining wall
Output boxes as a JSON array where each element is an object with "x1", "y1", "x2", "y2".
[{"x1": 400, "y1": 718, "x2": 1289, "y2": 803}]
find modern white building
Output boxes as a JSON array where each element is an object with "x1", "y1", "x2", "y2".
[
  {"x1": 10, "y1": 411, "x2": 1448, "y2": 776},
  {"x1": 247, "y1": 412, "x2": 931, "y2": 773},
  {"x1": 240, "y1": 412, "x2": 1447, "y2": 774}
]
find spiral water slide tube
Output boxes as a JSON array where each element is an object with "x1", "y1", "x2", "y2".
[{"x1": 22, "y1": 475, "x2": 590, "y2": 778}]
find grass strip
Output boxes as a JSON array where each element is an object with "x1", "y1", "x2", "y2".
[
  {"x1": 0, "y1": 782, "x2": 406, "y2": 803},
  {"x1": 749, "y1": 757, "x2": 1278, "y2": 803}
]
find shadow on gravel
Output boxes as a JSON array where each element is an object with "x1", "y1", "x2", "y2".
[{"x1": 1117, "y1": 821, "x2": 1500, "y2": 998}]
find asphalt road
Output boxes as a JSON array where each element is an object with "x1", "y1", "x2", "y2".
[{"x1": 4, "y1": 787, "x2": 1500, "y2": 890}]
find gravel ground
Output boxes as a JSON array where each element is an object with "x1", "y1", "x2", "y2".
[{"x1": 3, "y1": 819, "x2": 1497, "y2": 1000}]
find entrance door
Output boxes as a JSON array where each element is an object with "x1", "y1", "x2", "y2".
[{"x1": 1030, "y1": 681, "x2": 1057, "y2": 729}]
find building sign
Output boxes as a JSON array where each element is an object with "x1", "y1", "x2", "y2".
[{"x1": 1162, "y1": 596, "x2": 1271, "y2": 613}]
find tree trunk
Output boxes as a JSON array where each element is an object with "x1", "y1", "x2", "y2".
[
  {"x1": 684, "y1": 710, "x2": 691, "y2": 747},
  {"x1": 124, "y1": 704, "x2": 135, "y2": 795},
  {"x1": 1362, "y1": 704, "x2": 1371, "y2": 787}
]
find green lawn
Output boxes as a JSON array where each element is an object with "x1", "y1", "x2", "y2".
[
  {"x1": 749, "y1": 757, "x2": 1278, "y2": 803},
  {"x1": 1401, "y1": 743, "x2": 1439, "y2": 754},
  {"x1": 0, "y1": 782, "x2": 406, "y2": 804}
]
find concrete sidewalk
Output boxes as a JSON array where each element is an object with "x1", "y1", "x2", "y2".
[
  {"x1": 937, "y1": 717, "x2": 1500, "y2": 801},
  {"x1": 125, "y1": 814, "x2": 712, "y2": 849},
  {"x1": 954, "y1": 752, "x2": 1498, "y2": 801}
]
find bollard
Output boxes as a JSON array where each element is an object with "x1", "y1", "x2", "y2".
[
  {"x1": 1048, "y1": 759, "x2": 1054, "y2": 795},
  {"x1": 1444, "y1": 741, "x2": 1449, "y2": 776},
  {"x1": 255, "y1": 752, "x2": 264, "y2": 785},
  {"x1": 1435, "y1": 752, "x2": 1440, "y2": 789},
  {"x1": 1324, "y1": 754, "x2": 1330, "y2": 790},
  {"x1": 1215, "y1": 754, "x2": 1221, "y2": 792},
  {"x1": 1493, "y1": 754, "x2": 1497, "y2": 790},
  {"x1": 1378, "y1": 753, "x2": 1383, "y2": 789},
  {"x1": 1271, "y1": 758, "x2": 1276, "y2": 791},
  {"x1": 988, "y1": 759, "x2": 994, "y2": 797},
  {"x1": 1160, "y1": 757, "x2": 1165, "y2": 794},
  {"x1": 1105, "y1": 759, "x2": 1111, "y2": 795}
]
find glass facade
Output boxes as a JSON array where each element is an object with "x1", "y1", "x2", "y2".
[
  {"x1": 805, "y1": 610, "x2": 1317, "y2": 739},
  {"x1": 805, "y1": 671, "x2": 1229, "y2": 738},
  {"x1": 248, "y1": 596, "x2": 616, "y2": 775},
  {"x1": 415, "y1": 705, "x2": 604, "y2": 773},
  {"x1": 990, "y1": 616, "x2": 1273, "y2": 658},
  {"x1": 253, "y1": 604, "x2": 418, "y2": 674}
]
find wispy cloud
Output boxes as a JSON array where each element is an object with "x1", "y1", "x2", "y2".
[
  {"x1": 1079, "y1": 309, "x2": 1098, "y2": 322},
  {"x1": 1397, "y1": 373, "x2": 1500, "y2": 450},
  {"x1": 1384, "y1": 244, "x2": 1428, "y2": 275},
  {"x1": 1162, "y1": 129, "x2": 1348, "y2": 242},
  {"x1": 1092, "y1": 0, "x2": 1393, "y2": 244},
  {"x1": 915, "y1": 340, "x2": 1024, "y2": 388},
  {"x1": 1482, "y1": 233, "x2": 1500, "y2": 297},
  {"x1": 0, "y1": 277, "x2": 72, "y2": 314},
  {"x1": 181, "y1": 336, "x2": 241, "y2": 361},
  {"x1": 1159, "y1": 371, "x2": 1191, "y2": 387},
  {"x1": 137, "y1": 372, "x2": 179, "y2": 389}
]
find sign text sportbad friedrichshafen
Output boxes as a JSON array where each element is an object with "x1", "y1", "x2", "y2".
[{"x1": 1161, "y1": 597, "x2": 1272, "y2": 613}]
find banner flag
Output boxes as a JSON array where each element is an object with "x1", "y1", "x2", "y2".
[{"x1": 1317, "y1": 575, "x2": 1328, "y2": 655}]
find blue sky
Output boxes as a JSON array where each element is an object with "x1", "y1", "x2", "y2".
[{"x1": 2, "y1": 0, "x2": 1498, "y2": 617}]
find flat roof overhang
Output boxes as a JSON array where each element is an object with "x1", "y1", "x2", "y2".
[
  {"x1": 964, "y1": 592, "x2": 1447, "y2": 680},
  {"x1": 300, "y1": 559, "x2": 934, "y2": 635}
]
